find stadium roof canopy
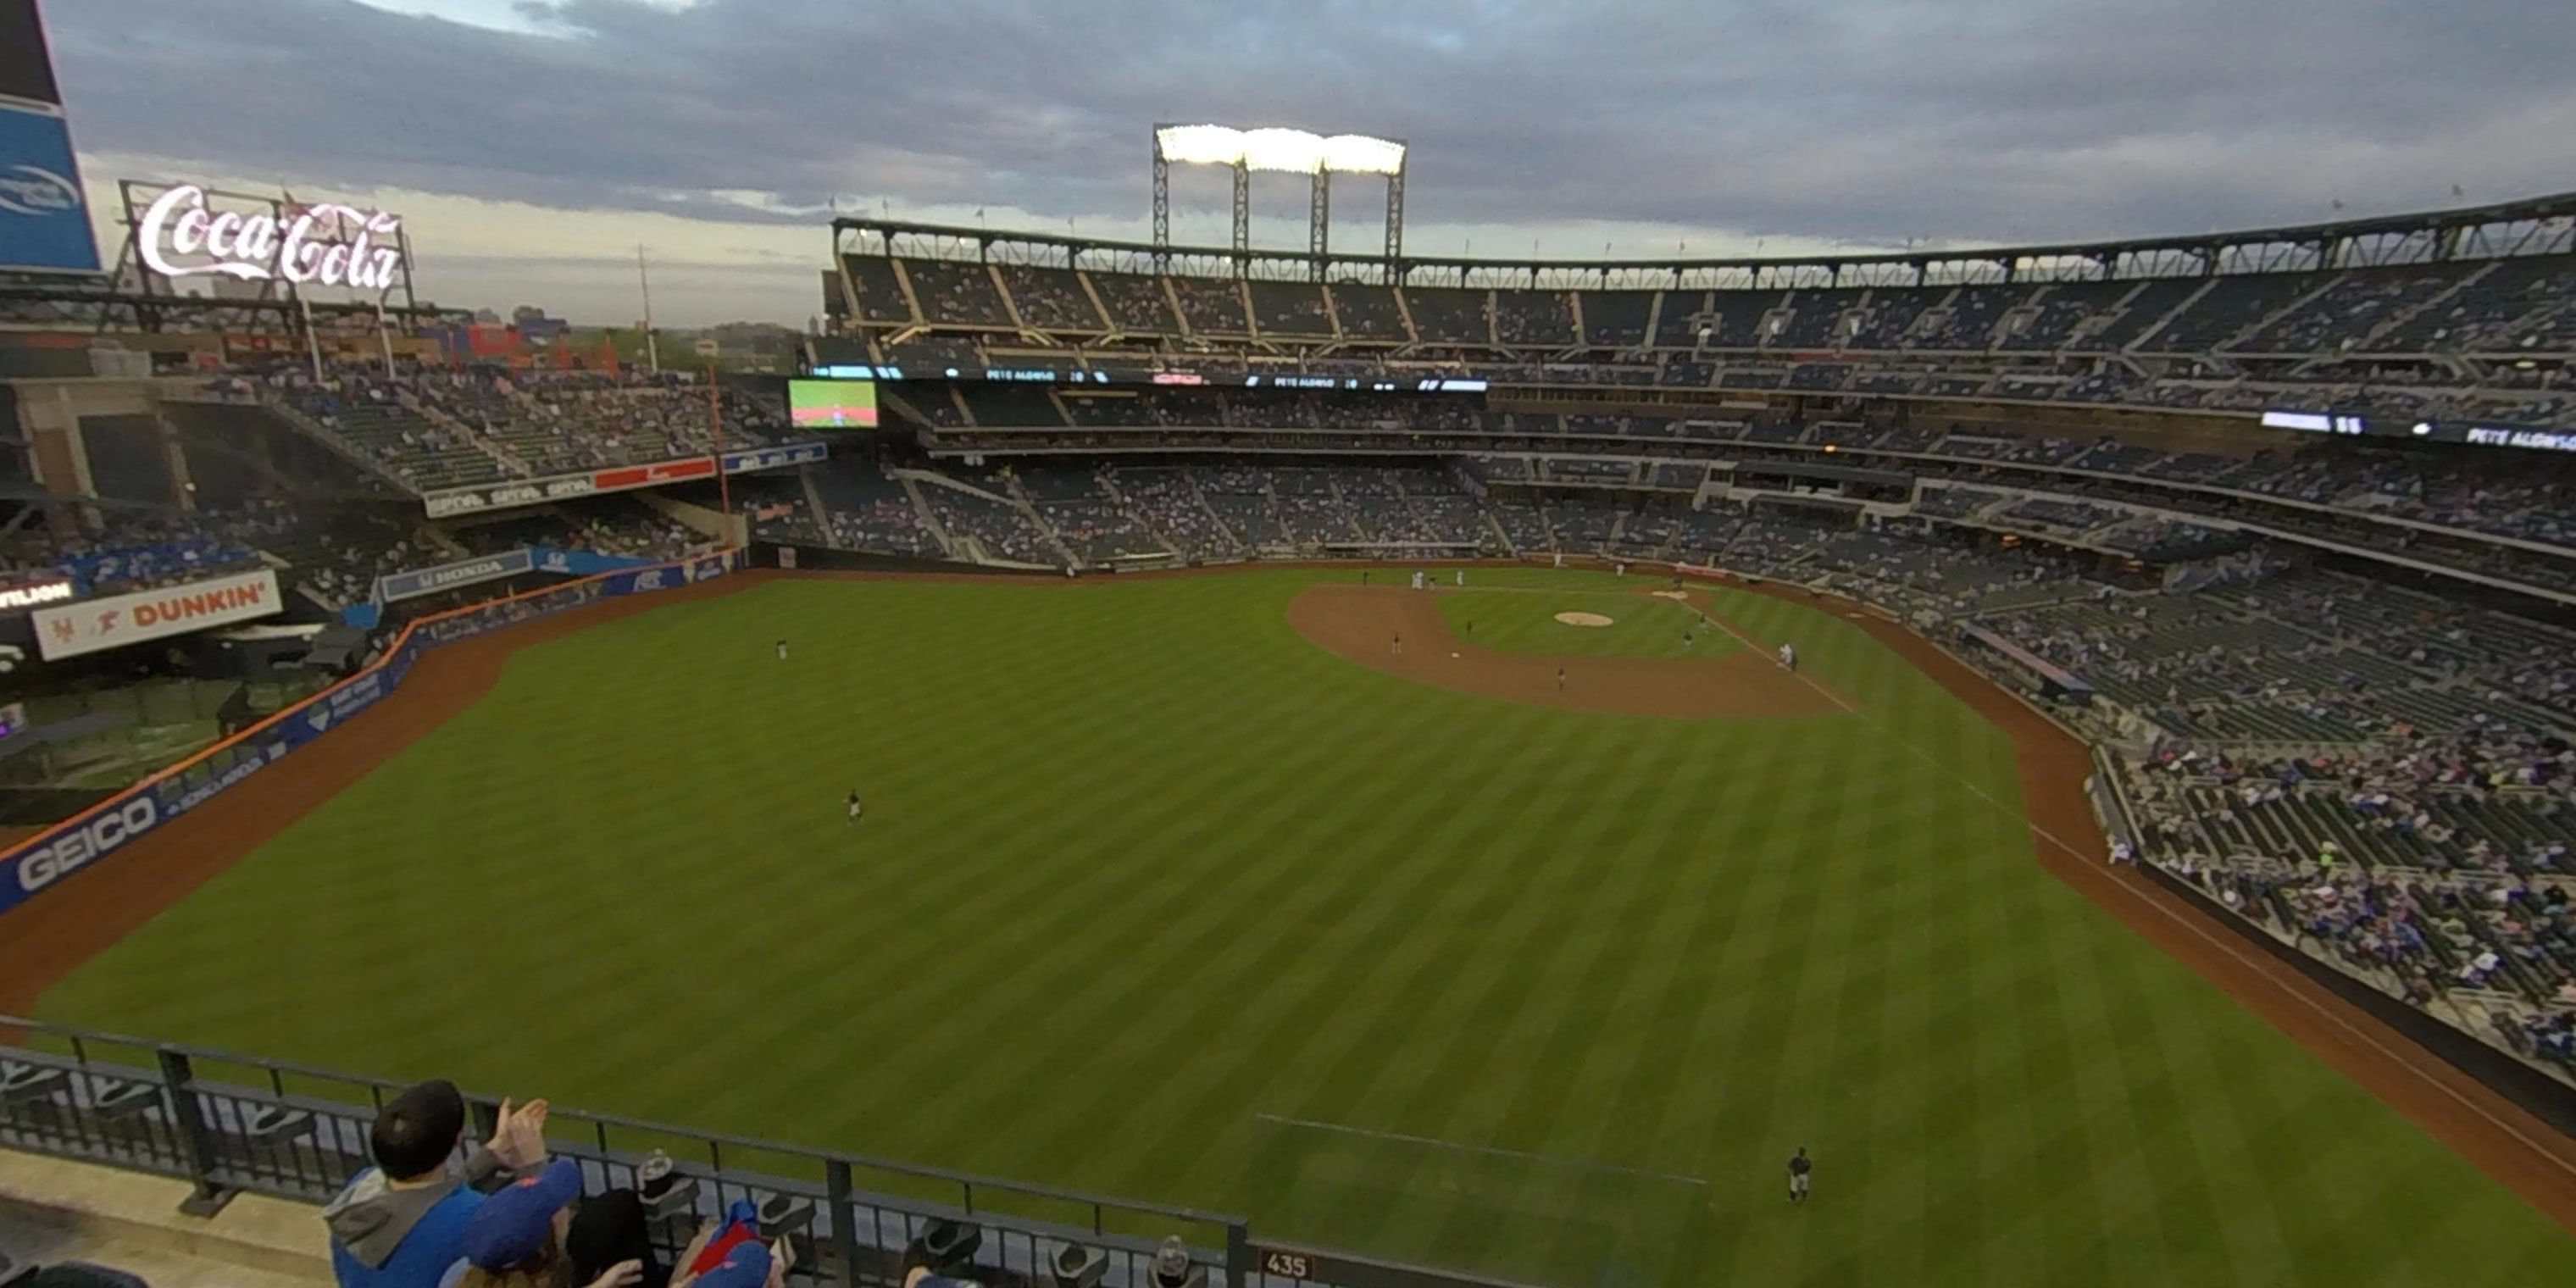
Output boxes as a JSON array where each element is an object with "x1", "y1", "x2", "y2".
[{"x1": 834, "y1": 187, "x2": 2576, "y2": 283}]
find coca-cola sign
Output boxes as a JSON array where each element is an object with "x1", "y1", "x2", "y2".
[{"x1": 136, "y1": 185, "x2": 405, "y2": 291}]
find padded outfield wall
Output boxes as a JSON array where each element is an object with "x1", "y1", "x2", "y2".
[{"x1": 0, "y1": 550, "x2": 746, "y2": 916}]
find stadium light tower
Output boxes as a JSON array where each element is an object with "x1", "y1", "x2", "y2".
[{"x1": 1152, "y1": 125, "x2": 1407, "y2": 276}]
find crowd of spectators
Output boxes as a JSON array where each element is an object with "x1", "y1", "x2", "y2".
[
  {"x1": 921, "y1": 390, "x2": 2576, "y2": 592},
  {"x1": 830, "y1": 248, "x2": 2576, "y2": 429},
  {"x1": 0, "y1": 507, "x2": 284, "y2": 597},
  {"x1": 307, "y1": 1074, "x2": 1001, "y2": 1288},
  {"x1": 240, "y1": 364, "x2": 792, "y2": 491},
  {"x1": 2119, "y1": 735, "x2": 2576, "y2": 1077}
]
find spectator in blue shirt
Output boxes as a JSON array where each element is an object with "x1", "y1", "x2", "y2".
[{"x1": 323, "y1": 1080, "x2": 551, "y2": 1288}]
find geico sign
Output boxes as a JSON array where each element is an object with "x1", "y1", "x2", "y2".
[
  {"x1": 14, "y1": 796, "x2": 158, "y2": 893},
  {"x1": 136, "y1": 184, "x2": 405, "y2": 291}
]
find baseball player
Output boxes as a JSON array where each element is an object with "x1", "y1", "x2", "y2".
[
  {"x1": 1454, "y1": 569, "x2": 1464, "y2": 587},
  {"x1": 1788, "y1": 1148, "x2": 1812, "y2": 1202},
  {"x1": 1684, "y1": 632, "x2": 1695, "y2": 652},
  {"x1": 775, "y1": 637, "x2": 789, "y2": 662},
  {"x1": 846, "y1": 790, "x2": 864, "y2": 824},
  {"x1": 1391, "y1": 633, "x2": 1402, "y2": 657},
  {"x1": 1778, "y1": 642, "x2": 1798, "y2": 672},
  {"x1": 1556, "y1": 666, "x2": 1566, "y2": 691}
]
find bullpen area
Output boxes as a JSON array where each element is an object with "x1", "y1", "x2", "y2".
[{"x1": 6, "y1": 564, "x2": 2569, "y2": 1286}]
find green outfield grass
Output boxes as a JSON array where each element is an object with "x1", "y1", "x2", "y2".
[
  {"x1": 1431, "y1": 583, "x2": 1735, "y2": 660},
  {"x1": 32, "y1": 569, "x2": 2571, "y2": 1286}
]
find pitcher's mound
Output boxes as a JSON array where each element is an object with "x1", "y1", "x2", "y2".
[
  {"x1": 1554, "y1": 611, "x2": 1614, "y2": 627},
  {"x1": 1288, "y1": 586, "x2": 1850, "y2": 719}
]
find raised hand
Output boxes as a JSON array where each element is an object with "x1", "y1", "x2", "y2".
[{"x1": 486, "y1": 1096, "x2": 552, "y2": 1169}]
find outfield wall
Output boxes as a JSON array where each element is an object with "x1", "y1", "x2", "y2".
[{"x1": 0, "y1": 550, "x2": 746, "y2": 917}]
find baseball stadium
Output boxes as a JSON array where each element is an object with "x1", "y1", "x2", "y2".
[{"x1": 4, "y1": 6, "x2": 2576, "y2": 1288}]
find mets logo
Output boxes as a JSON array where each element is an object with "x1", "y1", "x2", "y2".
[{"x1": 0, "y1": 164, "x2": 81, "y2": 219}]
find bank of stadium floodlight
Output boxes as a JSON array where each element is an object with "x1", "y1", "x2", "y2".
[{"x1": 1152, "y1": 125, "x2": 1408, "y2": 275}]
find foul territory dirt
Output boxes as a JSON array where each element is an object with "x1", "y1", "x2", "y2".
[
  {"x1": 1286, "y1": 584, "x2": 1845, "y2": 719},
  {"x1": 2, "y1": 559, "x2": 2571, "y2": 1235}
]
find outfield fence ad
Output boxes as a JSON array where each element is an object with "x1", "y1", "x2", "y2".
[{"x1": 0, "y1": 550, "x2": 743, "y2": 916}]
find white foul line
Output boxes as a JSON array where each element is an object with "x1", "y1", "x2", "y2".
[{"x1": 1665, "y1": 584, "x2": 2576, "y2": 1182}]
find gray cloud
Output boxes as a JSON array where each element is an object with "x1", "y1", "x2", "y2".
[{"x1": 48, "y1": 0, "x2": 2576, "y2": 258}]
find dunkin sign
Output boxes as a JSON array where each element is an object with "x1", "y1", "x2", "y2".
[
  {"x1": 31, "y1": 569, "x2": 282, "y2": 661},
  {"x1": 136, "y1": 185, "x2": 406, "y2": 291}
]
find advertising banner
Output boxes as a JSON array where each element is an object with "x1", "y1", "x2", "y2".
[
  {"x1": 721, "y1": 442, "x2": 829, "y2": 472},
  {"x1": 0, "y1": 576, "x2": 73, "y2": 610},
  {"x1": 422, "y1": 474, "x2": 597, "y2": 518},
  {"x1": 0, "y1": 101, "x2": 98, "y2": 273},
  {"x1": 0, "y1": 549, "x2": 741, "y2": 914},
  {"x1": 421, "y1": 446, "x2": 824, "y2": 518},
  {"x1": 530, "y1": 546, "x2": 651, "y2": 577},
  {"x1": 31, "y1": 569, "x2": 281, "y2": 661},
  {"x1": 375, "y1": 549, "x2": 534, "y2": 603},
  {"x1": 591, "y1": 457, "x2": 715, "y2": 490}
]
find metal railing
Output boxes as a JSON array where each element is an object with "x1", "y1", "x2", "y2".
[{"x1": 0, "y1": 1017, "x2": 1540, "y2": 1288}]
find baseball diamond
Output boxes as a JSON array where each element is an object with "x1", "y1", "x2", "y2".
[
  {"x1": 8, "y1": 8, "x2": 2576, "y2": 1285},
  {"x1": 2, "y1": 560, "x2": 2571, "y2": 1286}
]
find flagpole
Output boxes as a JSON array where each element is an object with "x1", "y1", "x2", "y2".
[
  {"x1": 298, "y1": 294, "x2": 323, "y2": 380},
  {"x1": 707, "y1": 361, "x2": 731, "y2": 541},
  {"x1": 638, "y1": 243, "x2": 661, "y2": 375}
]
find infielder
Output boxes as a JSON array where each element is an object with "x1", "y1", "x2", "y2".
[
  {"x1": 1391, "y1": 633, "x2": 1402, "y2": 657},
  {"x1": 846, "y1": 790, "x2": 864, "y2": 823},
  {"x1": 1778, "y1": 642, "x2": 1798, "y2": 672},
  {"x1": 775, "y1": 637, "x2": 789, "y2": 661}
]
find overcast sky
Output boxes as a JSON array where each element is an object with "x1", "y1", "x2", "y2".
[{"x1": 44, "y1": 0, "x2": 2576, "y2": 325}]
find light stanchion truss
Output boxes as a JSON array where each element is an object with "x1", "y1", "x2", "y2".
[{"x1": 1152, "y1": 125, "x2": 1408, "y2": 278}]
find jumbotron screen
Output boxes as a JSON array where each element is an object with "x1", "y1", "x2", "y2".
[{"x1": 787, "y1": 378, "x2": 880, "y2": 430}]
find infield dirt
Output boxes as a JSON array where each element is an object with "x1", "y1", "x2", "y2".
[{"x1": 1285, "y1": 584, "x2": 1846, "y2": 719}]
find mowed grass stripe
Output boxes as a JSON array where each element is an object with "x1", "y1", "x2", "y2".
[
  {"x1": 32, "y1": 569, "x2": 2576, "y2": 1288},
  {"x1": 1096, "y1": 702, "x2": 1617, "y2": 1202}
]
